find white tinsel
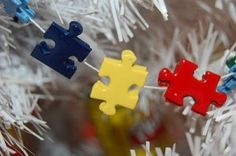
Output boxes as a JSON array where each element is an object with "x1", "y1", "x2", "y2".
[
  {"x1": 2, "y1": 0, "x2": 236, "y2": 156},
  {"x1": 0, "y1": 0, "x2": 169, "y2": 155},
  {"x1": 0, "y1": 49, "x2": 50, "y2": 155},
  {"x1": 31, "y1": 0, "x2": 168, "y2": 43},
  {"x1": 0, "y1": 12, "x2": 51, "y2": 155},
  {"x1": 130, "y1": 141, "x2": 179, "y2": 156}
]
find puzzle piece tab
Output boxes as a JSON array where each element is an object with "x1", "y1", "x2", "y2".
[
  {"x1": 158, "y1": 59, "x2": 227, "y2": 116},
  {"x1": 90, "y1": 50, "x2": 148, "y2": 115},
  {"x1": 0, "y1": 0, "x2": 35, "y2": 23},
  {"x1": 218, "y1": 64, "x2": 236, "y2": 94},
  {"x1": 31, "y1": 21, "x2": 92, "y2": 78}
]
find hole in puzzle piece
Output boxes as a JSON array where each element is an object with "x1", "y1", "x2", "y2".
[
  {"x1": 67, "y1": 56, "x2": 77, "y2": 62},
  {"x1": 64, "y1": 56, "x2": 77, "y2": 70},
  {"x1": 38, "y1": 39, "x2": 55, "y2": 55},
  {"x1": 183, "y1": 96, "x2": 195, "y2": 106},
  {"x1": 128, "y1": 84, "x2": 139, "y2": 92},
  {"x1": 42, "y1": 39, "x2": 55, "y2": 49},
  {"x1": 182, "y1": 96, "x2": 195, "y2": 115},
  {"x1": 193, "y1": 68, "x2": 206, "y2": 81},
  {"x1": 100, "y1": 76, "x2": 110, "y2": 86}
]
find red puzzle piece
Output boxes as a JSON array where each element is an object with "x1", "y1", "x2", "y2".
[{"x1": 157, "y1": 59, "x2": 227, "y2": 116}]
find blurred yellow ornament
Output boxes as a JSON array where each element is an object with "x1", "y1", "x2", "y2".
[{"x1": 88, "y1": 100, "x2": 134, "y2": 156}]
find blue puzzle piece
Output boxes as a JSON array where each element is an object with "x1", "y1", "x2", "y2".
[
  {"x1": 218, "y1": 79, "x2": 236, "y2": 94},
  {"x1": 218, "y1": 64, "x2": 236, "y2": 94},
  {"x1": 229, "y1": 64, "x2": 236, "y2": 73},
  {"x1": 31, "y1": 21, "x2": 92, "y2": 79},
  {"x1": 0, "y1": 0, "x2": 35, "y2": 23}
]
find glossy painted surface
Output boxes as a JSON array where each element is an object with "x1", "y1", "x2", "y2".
[
  {"x1": 90, "y1": 50, "x2": 148, "y2": 115},
  {"x1": 31, "y1": 21, "x2": 92, "y2": 78},
  {"x1": 158, "y1": 59, "x2": 227, "y2": 116}
]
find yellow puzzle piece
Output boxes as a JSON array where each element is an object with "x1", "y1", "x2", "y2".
[{"x1": 90, "y1": 50, "x2": 148, "y2": 115}]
